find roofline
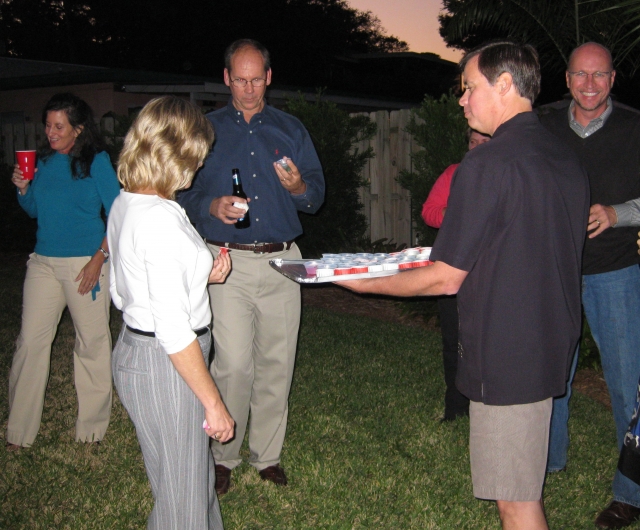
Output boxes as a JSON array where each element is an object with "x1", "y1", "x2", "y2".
[{"x1": 119, "y1": 82, "x2": 419, "y2": 110}]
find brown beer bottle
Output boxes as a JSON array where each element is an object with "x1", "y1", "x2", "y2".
[{"x1": 232, "y1": 168, "x2": 250, "y2": 229}]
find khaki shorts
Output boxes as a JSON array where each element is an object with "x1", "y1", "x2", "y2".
[{"x1": 469, "y1": 398, "x2": 552, "y2": 502}]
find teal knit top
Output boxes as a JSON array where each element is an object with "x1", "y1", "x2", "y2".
[{"x1": 17, "y1": 151, "x2": 120, "y2": 257}]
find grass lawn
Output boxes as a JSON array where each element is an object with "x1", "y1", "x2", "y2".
[{"x1": 0, "y1": 255, "x2": 633, "y2": 529}]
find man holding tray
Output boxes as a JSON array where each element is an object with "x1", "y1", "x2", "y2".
[
  {"x1": 178, "y1": 39, "x2": 325, "y2": 494},
  {"x1": 337, "y1": 41, "x2": 589, "y2": 530}
]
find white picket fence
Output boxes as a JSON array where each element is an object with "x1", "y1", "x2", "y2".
[{"x1": 2, "y1": 112, "x2": 418, "y2": 247}]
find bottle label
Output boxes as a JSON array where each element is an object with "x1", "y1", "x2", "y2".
[{"x1": 233, "y1": 202, "x2": 249, "y2": 212}]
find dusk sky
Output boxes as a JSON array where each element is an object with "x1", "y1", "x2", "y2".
[{"x1": 347, "y1": 0, "x2": 463, "y2": 63}]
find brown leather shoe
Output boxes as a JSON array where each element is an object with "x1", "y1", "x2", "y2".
[
  {"x1": 258, "y1": 464, "x2": 288, "y2": 486},
  {"x1": 595, "y1": 501, "x2": 640, "y2": 529},
  {"x1": 215, "y1": 465, "x2": 232, "y2": 496}
]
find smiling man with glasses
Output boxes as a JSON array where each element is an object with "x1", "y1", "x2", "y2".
[
  {"x1": 566, "y1": 46, "x2": 616, "y2": 134},
  {"x1": 568, "y1": 70, "x2": 613, "y2": 80},
  {"x1": 539, "y1": 42, "x2": 640, "y2": 529}
]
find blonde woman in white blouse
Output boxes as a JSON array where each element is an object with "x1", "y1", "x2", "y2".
[{"x1": 108, "y1": 96, "x2": 234, "y2": 530}]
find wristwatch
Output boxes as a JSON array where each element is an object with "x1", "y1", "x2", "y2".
[{"x1": 98, "y1": 247, "x2": 110, "y2": 260}]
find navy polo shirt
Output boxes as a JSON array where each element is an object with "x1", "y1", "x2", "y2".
[{"x1": 178, "y1": 100, "x2": 325, "y2": 244}]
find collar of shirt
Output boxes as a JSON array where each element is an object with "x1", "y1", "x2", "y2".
[
  {"x1": 568, "y1": 97, "x2": 612, "y2": 138},
  {"x1": 491, "y1": 110, "x2": 538, "y2": 140},
  {"x1": 226, "y1": 99, "x2": 267, "y2": 125}
]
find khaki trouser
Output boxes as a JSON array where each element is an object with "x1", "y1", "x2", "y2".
[
  {"x1": 208, "y1": 243, "x2": 301, "y2": 470},
  {"x1": 7, "y1": 253, "x2": 112, "y2": 447}
]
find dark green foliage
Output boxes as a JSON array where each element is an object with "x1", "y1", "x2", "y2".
[
  {"x1": 376, "y1": 96, "x2": 470, "y2": 324},
  {"x1": 0, "y1": 0, "x2": 407, "y2": 87},
  {"x1": 284, "y1": 94, "x2": 376, "y2": 257},
  {"x1": 397, "y1": 93, "x2": 468, "y2": 246},
  {"x1": 437, "y1": 0, "x2": 640, "y2": 105},
  {"x1": 438, "y1": 0, "x2": 640, "y2": 77}
]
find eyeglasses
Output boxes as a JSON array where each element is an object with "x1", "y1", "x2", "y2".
[
  {"x1": 567, "y1": 71, "x2": 613, "y2": 81},
  {"x1": 230, "y1": 77, "x2": 267, "y2": 88}
]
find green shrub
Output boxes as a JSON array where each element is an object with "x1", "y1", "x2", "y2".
[
  {"x1": 284, "y1": 93, "x2": 376, "y2": 257},
  {"x1": 393, "y1": 93, "x2": 467, "y2": 324},
  {"x1": 397, "y1": 93, "x2": 468, "y2": 246}
]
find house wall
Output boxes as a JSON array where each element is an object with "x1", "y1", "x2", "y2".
[
  {"x1": 0, "y1": 84, "x2": 191, "y2": 167},
  {"x1": 0, "y1": 83, "x2": 172, "y2": 126}
]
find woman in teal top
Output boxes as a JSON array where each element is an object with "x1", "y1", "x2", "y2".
[{"x1": 6, "y1": 93, "x2": 120, "y2": 450}]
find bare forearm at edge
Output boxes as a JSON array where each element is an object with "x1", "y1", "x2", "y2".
[
  {"x1": 168, "y1": 339, "x2": 224, "y2": 412},
  {"x1": 338, "y1": 262, "x2": 466, "y2": 297}
]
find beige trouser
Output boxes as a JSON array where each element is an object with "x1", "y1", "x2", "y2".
[
  {"x1": 208, "y1": 243, "x2": 301, "y2": 471},
  {"x1": 7, "y1": 253, "x2": 112, "y2": 447}
]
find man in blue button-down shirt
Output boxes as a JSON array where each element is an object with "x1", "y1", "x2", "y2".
[{"x1": 178, "y1": 39, "x2": 324, "y2": 495}]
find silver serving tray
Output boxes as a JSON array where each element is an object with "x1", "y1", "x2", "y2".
[{"x1": 270, "y1": 259, "x2": 400, "y2": 284}]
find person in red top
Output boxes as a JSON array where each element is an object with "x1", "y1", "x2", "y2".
[
  {"x1": 422, "y1": 129, "x2": 490, "y2": 421},
  {"x1": 422, "y1": 130, "x2": 490, "y2": 229}
]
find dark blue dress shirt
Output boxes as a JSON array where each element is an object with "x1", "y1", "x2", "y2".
[{"x1": 178, "y1": 100, "x2": 325, "y2": 244}]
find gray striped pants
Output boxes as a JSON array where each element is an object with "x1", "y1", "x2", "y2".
[{"x1": 112, "y1": 327, "x2": 223, "y2": 530}]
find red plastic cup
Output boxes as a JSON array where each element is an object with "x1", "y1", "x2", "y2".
[{"x1": 16, "y1": 150, "x2": 36, "y2": 180}]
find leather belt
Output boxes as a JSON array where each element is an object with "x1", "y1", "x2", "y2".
[
  {"x1": 205, "y1": 239, "x2": 294, "y2": 254},
  {"x1": 126, "y1": 325, "x2": 210, "y2": 338}
]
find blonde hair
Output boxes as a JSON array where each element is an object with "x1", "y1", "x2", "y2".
[{"x1": 117, "y1": 96, "x2": 214, "y2": 198}]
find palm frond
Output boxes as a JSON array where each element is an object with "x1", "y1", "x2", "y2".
[{"x1": 441, "y1": 0, "x2": 640, "y2": 75}]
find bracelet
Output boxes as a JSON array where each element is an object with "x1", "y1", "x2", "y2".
[{"x1": 98, "y1": 247, "x2": 109, "y2": 260}]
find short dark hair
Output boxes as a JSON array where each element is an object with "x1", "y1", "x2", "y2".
[
  {"x1": 459, "y1": 41, "x2": 541, "y2": 103},
  {"x1": 224, "y1": 39, "x2": 271, "y2": 72},
  {"x1": 39, "y1": 92, "x2": 107, "y2": 179}
]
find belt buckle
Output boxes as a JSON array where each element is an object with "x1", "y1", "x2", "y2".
[{"x1": 253, "y1": 242, "x2": 267, "y2": 254}]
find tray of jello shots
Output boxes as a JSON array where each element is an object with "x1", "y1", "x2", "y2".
[{"x1": 269, "y1": 247, "x2": 434, "y2": 283}]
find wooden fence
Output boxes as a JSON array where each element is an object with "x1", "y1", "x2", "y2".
[
  {"x1": 2, "y1": 112, "x2": 418, "y2": 247},
  {"x1": 1, "y1": 123, "x2": 45, "y2": 158},
  {"x1": 353, "y1": 109, "x2": 418, "y2": 248}
]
